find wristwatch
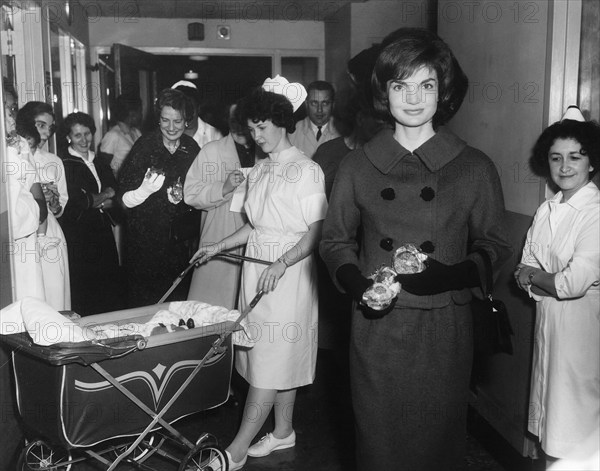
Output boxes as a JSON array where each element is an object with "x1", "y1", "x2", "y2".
[{"x1": 528, "y1": 270, "x2": 536, "y2": 285}]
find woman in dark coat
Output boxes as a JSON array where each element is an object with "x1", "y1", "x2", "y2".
[
  {"x1": 118, "y1": 88, "x2": 200, "y2": 307},
  {"x1": 319, "y1": 28, "x2": 513, "y2": 471},
  {"x1": 59, "y1": 112, "x2": 124, "y2": 315}
]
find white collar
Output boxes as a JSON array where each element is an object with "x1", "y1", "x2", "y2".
[
  {"x1": 550, "y1": 181, "x2": 598, "y2": 210},
  {"x1": 310, "y1": 120, "x2": 328, "y2": 135},
  {"x1": 68, "y1": 146, "x2": 95, "y2": 163}
]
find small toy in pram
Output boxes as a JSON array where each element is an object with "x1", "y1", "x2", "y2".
[
  {"x1": 362, "y1": 265, "x2": 401, "y2": 310},
  {"x1": 392, "y1": 243, "x2": 428, "y2": 274}
]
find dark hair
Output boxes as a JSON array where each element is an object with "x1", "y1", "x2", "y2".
[
  {"x1": 16, "y1": 120, "x2": 41, "y2": 148},
  {"x1": 237, "y1": 88, "x2": 296, "y2": 134},
  {"x1": 332, "y1": 88, "x2": 384, "y2": 146},
  {"x1": 372, "y1": 27, "x2": 468, "y2": 128},
  {"x1": 16, "y1": 101, "x2": 55, "y2": 136},
  {"x1": 347, "y1": 45, "x2": 380, "y2": 110},
  {"x1": 228, "y1": 103, "x2": 250, "y2": 138},
  {"x1": 530, "y1": 119, "x2": 600, "y2": 178},
  {"x1": 307, "y1": 80, "x2": 335, "y2": 102},
  {"x1": 114, "y1": 93, "x2": 142, "y2": 123},
  {"x1": 63, "y1": 112, "x2": 96, "y2": 135},
  {"x1": 155, "y1": 88, "x2": 195, "y2": 125}
]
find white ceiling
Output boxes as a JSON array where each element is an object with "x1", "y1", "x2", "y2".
[{"x1": 76, "y1": 0, "x2": 364, "y2": 21}]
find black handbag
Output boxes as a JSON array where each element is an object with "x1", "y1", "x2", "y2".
[
  {"x1": 169, "y1": 209, "x2": 201, "y2": 243},
  {"x1": 471, "y1": 249, "x2": 514, "y2": 355}
]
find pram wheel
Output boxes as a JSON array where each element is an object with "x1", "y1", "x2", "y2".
[
  {"x1": 179, "y1": 434, "x2": 227, "y2": 471},
  {"x1": 17, "y1": 440, "x2": 73, "y2": 470}
]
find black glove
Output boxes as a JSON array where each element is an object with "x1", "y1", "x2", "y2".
[
  {"x1": 360, "y1": 296, "x2": 398, "y2": 319},
  {"x1": 395, "y1": 258, "x2": 479, "y2": 296},
  {"x1": 336, "y1": 264, "x2": 373, "y2": 304},
  {"x1": 337, "y1": 264, "x2": 398, "y2": 319}
]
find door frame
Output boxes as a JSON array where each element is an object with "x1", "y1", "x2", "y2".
[
  {"x1": 92, "y1": 46, "x2": 325, "y2": 79},
  {"x1": 90, "y1": 46, "x2": 324, "y2": 144},
  {"x1": 541, "y1": 0, "x2": 582, "y2": 201}
]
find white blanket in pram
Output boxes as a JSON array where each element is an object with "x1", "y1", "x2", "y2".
[
  {"x1": 1, "y1": 298, "x2": 254, "y2": 347},
  {"x1": 0, "y1": 297, "x2": 90, "y2": 345},
  {"x1": 148, "y1": 301, "x2": 254, "y2": 347}
]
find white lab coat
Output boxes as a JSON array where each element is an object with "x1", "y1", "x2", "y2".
[
  {"x1": 521, "y1": 181, "x2": 600, "y2": 459},
  {"x1": 184, "y1": 134, "x2": 247, "y2": 309}
]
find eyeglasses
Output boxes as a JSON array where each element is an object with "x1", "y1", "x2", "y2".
[{"x1": 35, "y1": 120, "x2": 56, "y2": 135}]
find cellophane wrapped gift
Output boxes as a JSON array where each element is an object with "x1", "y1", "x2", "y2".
[
  {"x1": 392, "y1": 244, "x2": 428, "y2": 274},
  {"x1": 362, "y1": 265, "x2": 401, "y2": 310}
]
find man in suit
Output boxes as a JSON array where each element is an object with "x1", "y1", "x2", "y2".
[{"x1": 290, "y1": 80, "x2": 339, "y2": 158}]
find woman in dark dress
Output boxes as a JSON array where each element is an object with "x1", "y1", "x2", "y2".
[
  {"x1": 320, "y1": 28, "x2": 513, "y2": 470},
  {"x1": 59, "y1": 112, "x2": 124, "y2": 315},
  {"x1": 118, "y1": 88, "x2": 200, "y2": 307}
]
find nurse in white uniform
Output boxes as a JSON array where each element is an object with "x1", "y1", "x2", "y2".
[
  {"x1": 515, "y1": 107, "x2": 600, "y2": 468},
  {"x1": 190, "y1": 76, "x2": 326, "y2": 471},
  {"x1": 17, "y1": 101, "x2": 71, "y2": 310}
]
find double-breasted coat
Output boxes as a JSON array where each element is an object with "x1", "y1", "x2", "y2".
[{"x1": 320, "y1": 127, "x2": 512, "y2": 471}]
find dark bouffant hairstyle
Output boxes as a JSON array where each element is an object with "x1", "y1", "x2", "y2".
[
  {"x1": 372, "y1": 27, "x2": 468, "y2": 128},
  {"x1": 63, "y1": 112, "x2": 96, "y2": 135},
  {"x1": 237, "y1": 88, "x2": 296, "y2": 134},
  {"x1": 530, "y1": 118, "x2": 600, "y2": 178},
  {"x1": 155, "y1": 88, "x2": 195, "y2": 125},
  {"x1": 16, "y1": 101, "x2": 55, "y2": 136}
]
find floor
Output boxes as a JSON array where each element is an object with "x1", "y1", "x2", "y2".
[{"x1": 17, "y1": 348, "x2": 546, "y2": 471}]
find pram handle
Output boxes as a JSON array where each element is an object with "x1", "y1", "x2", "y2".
[
  {"x1": 215, "y1": 252, "x2": 271, "y2": 266},
  {"x1": 156, "y1": 261, "x2": 197, "y2": 304},
  {"x1": 157, "y1": 254, "x2": 271, "y2": 304},
  {"x1": 226, "y1": 289, "x2": 264, "y2": 336}
]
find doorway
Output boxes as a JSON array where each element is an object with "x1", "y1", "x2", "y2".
[{"x1": 154, "y1": 54, "x2": 272, "y2": 133}]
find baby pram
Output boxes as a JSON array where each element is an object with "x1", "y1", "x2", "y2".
[{"x1": 1, "y1": 279, "x2": 264, "y2": 470}]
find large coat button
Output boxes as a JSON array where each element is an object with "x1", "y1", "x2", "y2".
[
  {"x1": 380, "y1": 238, "x2": 394, "y2": 251},
  {"x1": 420, "y1": 241, "x2": 435, "y2": 253},
  {"x1": 381, "y1": 188, "x2": 395, "y2": 200},
  {"x1": 420, "y1": 186, "x2": 435, "y2": 201}
]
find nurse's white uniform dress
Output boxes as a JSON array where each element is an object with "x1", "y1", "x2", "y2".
[
  {"x1": 521, "y1": 181, "x2": 600, "y2": 460},
  {"x1": 31, "y1": 147, "x2": 71, "y2": 310},
  {"x1": 5, "y1": 137, "x2": 45, "y2": 302},
  {"x1": 231, "y1": 146, "x2": 327, "y2": 390}
]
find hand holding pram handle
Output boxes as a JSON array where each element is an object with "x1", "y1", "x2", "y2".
[
  {"x1": 189, "y1": 242, "x2": 225, "y2": 266},
  {"x1": 190, "y1": 246, "x2": 272, "y2": 267}
]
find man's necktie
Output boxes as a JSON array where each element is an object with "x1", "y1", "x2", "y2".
[{"x1": 316, "y1": 126, "x2": 322, "y2": 141}]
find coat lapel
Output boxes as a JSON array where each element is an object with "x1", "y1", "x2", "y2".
[{"x1": 364, "y1": 127, "x2": 467, "y2": 174}]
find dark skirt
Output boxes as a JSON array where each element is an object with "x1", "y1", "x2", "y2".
[
  {"x1": 350, "y1": 302, "x2": 473, "y2": 471},
  {"x1": 124, "y1": 215, "x2": 192, "y2": 308},
  {"x1": 63, "y1": 218, "x2": 124, "y2": 316}
]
